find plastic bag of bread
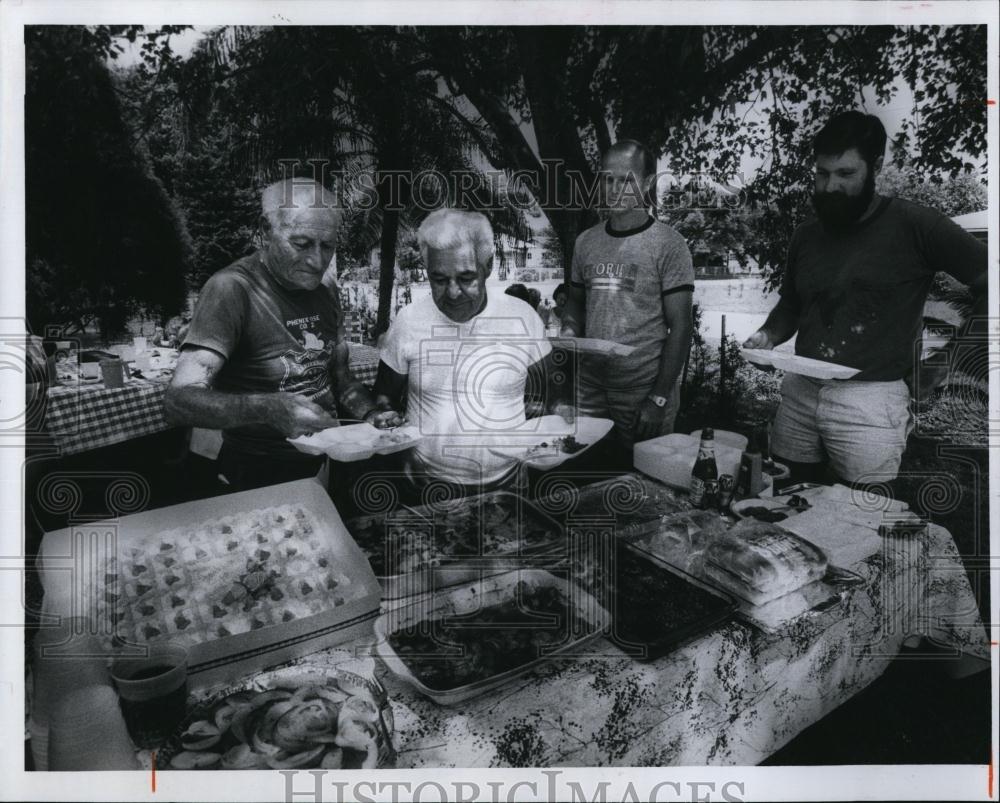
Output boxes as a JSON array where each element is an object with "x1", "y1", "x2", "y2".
[
  {"x1": 628, "y1": 509, "x2": 728, "y2": 564},
  {"x1": 699, "y1": 520, "x2": 827, "y2": 606}
]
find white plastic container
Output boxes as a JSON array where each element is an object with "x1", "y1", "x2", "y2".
[
  {"x1": 689, "y1": 429, "x2": 748, "y2": 452},
  {"x1": 633, "y1": 433, "x2": 743, "y2": 491},
  {"x1": 38, "y1": 479, "x2": 381, "y2": 690}
]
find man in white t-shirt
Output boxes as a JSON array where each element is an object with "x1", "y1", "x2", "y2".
[{"x1": 374, "y1": 209, "x2": 559, "y2": 490}]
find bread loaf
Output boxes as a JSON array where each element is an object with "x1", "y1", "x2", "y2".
[{"x1": 701, "y1": 520, "x2": 827, "y2": 605}]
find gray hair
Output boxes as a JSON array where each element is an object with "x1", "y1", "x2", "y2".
[
  {"x1": 417, "y1": 209, "x2": 494, "y2": 271},
  {"x1": 261, "y1": 178, "x2": 341, "y2": 229}
]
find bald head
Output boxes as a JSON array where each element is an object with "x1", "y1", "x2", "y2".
[
  {"x1": 602, "y1": 139, "x2": 657, "y2": 180},
  {"x1": 260, "y1": 179, "x2": 341, "y2": 291},
  {"x1": 600, "y1": 139, "x2": 657, "y2": 216}
]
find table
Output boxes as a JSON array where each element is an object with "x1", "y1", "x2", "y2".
[
  {"x1": 43, "y1": 344, "x2": 382, "y2": 456},
  {"x1": 180, "y1": 476, "x2": 988, "y2": 768}
]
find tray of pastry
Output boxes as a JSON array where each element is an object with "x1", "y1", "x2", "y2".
[{"x1": 345, "y1": 491, "x2": 565, "y2": 600}]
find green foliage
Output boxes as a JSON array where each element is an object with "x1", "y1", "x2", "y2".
[
  {"x1": 175, "y1": 126, "x2": 260, "y2": 288},
  {"x1": 679, "y1": 304, "x2": 782, "y2": 432},
  {"x1": 876, "y1": 164, "x2": 986, "y2": 217},
  {"x1": 25, "y1": 26, "x2": 192, "y2": 335},
  {"x1": 875, "y1": 164, "x2": 986, "y2": 305},
  {"x1": 40, "y1": 23, "x2": 984, "y2": 330},
  {"x1": 539, "y1": 226, "x2": 565, "y2": 269}
]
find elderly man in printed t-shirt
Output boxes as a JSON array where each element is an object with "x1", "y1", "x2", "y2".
[
  {"x1": 560, "y1": 140, "x2": 695, "y2": 457},
  {"x1": 372, "y1": 209, "x2": 565, "y2": 497},
  {"x1": 165, "y1": 178, "x2": 401, "y2": 491}
]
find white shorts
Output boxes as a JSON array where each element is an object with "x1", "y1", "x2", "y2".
[{"x1": 771, "y1": 373, "x2": 913, "y2": 483}]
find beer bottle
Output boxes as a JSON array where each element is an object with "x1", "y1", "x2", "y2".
[
  {"x1": 735, "y1": 423, "x2": 765, "y2": 500},
  {"x1": 689, "y1": 428, "x2": 719, "y2": 508}
]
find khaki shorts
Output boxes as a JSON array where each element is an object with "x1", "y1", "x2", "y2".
[{"x1": 771, "y1": 373, "x2": 913, "y2": 483}]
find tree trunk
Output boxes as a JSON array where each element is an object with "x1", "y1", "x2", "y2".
[
  {"x1": 376, "y1": 207, "x2": 399, "y2": 335},
  {"x1": 513, "y1": 29, "x2": 600, "y2": 280},
  {"x1": 546, "y1": 207, "x2": 586, "y2": 280}
]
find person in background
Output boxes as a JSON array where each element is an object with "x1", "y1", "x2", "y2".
[
  {"x1": 551, "y1": 283, "x2": 569, "y2": 322},
  {"x1": 373, "y1": 209, "x2": 568, "y2": 498},
  {"x1": 506, "y1": 283, "x2": 545, "y2": 321},
  {"x1": 560, "y1": 139, "x2": 695, "y2": 460},
  {"x1": 504, "y1": 283, "x2": 532, "y2": 305},
  {"x1": 175, "y1": 316, "x2": 191, "y2": 348},
  {"x1": 743, "y1": 111, "x2": 987, "y2": 486},
  {"x1": 165, "y1": 178, "x2": 401, "y2": 491}
]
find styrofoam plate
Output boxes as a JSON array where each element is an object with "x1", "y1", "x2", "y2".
[
  {"x1": 741, "y1": 349, "x2": 860, "y2": 380},
  {"x1": 488, "y1": 415, "x2": 614, "y2": 470},
  {"x1": 289, "y1": 424, "x2": 422, "y2": 462}
]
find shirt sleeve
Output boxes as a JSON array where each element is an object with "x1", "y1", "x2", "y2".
[
  {"x1": 658, "y1": 232, "x2": 696, "y2": 296},
  {"x1": 774, "y1": 227, "x2": 803, "y2": 316},
  {"x1": 921, "y1": 214, "x2": 988, "y2": 287},
  {"x1": 325, "y1": 282, "x2": 349, "y2": 352},
  {"x1": 379, "y1": 307, "x2": 410, "y2": 375},
  {"x1": 182, "y1": 271, "x2": 249, "y2": 359},
  {"x1": 526, "y1": 304, "x2": 553, "y2": 364},
  {"x1": 570, "y1": 234, "x2": 586, "y2": 289}
]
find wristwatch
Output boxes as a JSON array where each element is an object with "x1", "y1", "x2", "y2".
[{"x1": 647, "y1": 394, "x2": 668, "y2": 408}]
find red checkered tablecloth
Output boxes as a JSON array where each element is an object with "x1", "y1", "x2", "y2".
[
  {"x1": 45, "y1": 378, "x2": 170, "y2": 456},
  {"x1": 44, "y1": 345, "x2": 381, "y2": 456},
  {"x1": 347, "y1": 344, "x2": 379, "y2": 387}
]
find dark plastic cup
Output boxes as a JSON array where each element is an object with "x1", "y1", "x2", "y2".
[{"x1": 110, "y1": 644, "x2": 188, "y2": 748}]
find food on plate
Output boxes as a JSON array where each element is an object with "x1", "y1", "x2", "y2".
[
  {"x1": 739, "y1": 506, "x2": 789, "y2": 523},
  {"x1": 762, "y1": 460, "x2": 787, "y2": 477},
  {"x1": 346, "y1": 493, "x2": 559, "y2": 577},
  {"x1": 96, "y1": 505, "x2": 360, "y2": 649},
  {"x1": 524, "y1": 435, "x2": 586, "y2": 458},
  {"x1": 169, "y1": 750, "x2": 222, "y2": 769},
  {"x1": 386, "y1": 581, "x2": 590, "y2": 690},
  {"x1": 374, "y1": 429, "x2": 410, "y2": 447},
  {"x1": 700, "y1": 520, "x2": 827, "y2": 606},
  {"x1": 164, "y1": 678, "x2": 392, "y2": 770}
]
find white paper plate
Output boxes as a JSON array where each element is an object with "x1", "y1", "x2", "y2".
[
  {"x1": 488, "y1": 415, "x2": 614, "y2": 470},
  {"x1": 288, "y1": 424, "x2": 422, "y2": 462},
  {"x1": 741, "y1": 348, "x2": 860, "y2": 380},
  {"x1": 547, "y1": 337, "x2": 636, "y2": 357}
]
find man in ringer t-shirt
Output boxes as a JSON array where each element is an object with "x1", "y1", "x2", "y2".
[{"x1": 561, "y1": 140, "x2": 695, "y2": 453}]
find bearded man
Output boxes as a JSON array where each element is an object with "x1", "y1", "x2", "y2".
[{"x1": 744, "y1": 111, "x2": 986, "y2": 485}]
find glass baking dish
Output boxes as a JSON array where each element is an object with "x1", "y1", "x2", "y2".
[{"x1": 373, "y1": 568, "x2": 610, "y2": 705}]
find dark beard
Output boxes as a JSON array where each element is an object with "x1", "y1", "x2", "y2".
[{"x1": 812, "y1": 169, "x2": 876, "y2": 227}]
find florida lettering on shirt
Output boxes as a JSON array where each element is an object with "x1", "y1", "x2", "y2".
[{"x1": 582, "y1": 262, "x2": 639, "y2": 292}]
